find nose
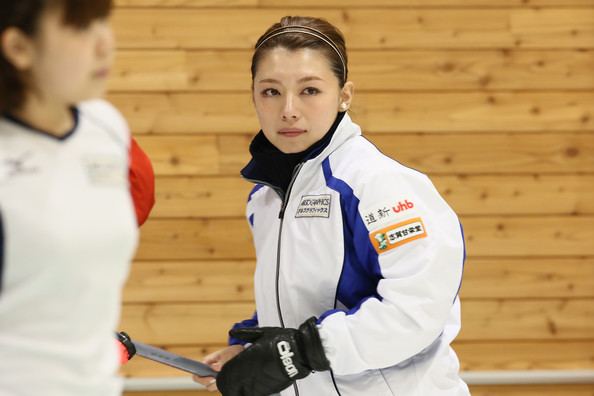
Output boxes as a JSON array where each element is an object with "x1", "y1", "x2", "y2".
[{"x1": 281, "y1": 94, "x2": 300, "y2": 121}]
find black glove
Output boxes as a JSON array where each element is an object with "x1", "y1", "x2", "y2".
[{"x1": 217, "y1": 317, "x2": 330, "y2": 396}]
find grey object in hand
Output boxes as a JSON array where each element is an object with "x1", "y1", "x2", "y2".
[{"x1": 133, "y1": 340, "x2": 218, "y2": 378}]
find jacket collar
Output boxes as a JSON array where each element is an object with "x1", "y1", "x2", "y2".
[{"x1": 241, "y1": 112, "x2": 360, "y2": 194}]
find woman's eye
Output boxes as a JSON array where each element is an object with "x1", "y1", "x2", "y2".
[
  {"x1": 302, "y1": 87, "x2": 320, "y2": 95},
  {"x1": 262, "y1": 88, "x2": 279, "y2": 96}
]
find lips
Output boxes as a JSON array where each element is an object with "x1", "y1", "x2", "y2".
[
  {"x1": 278, "y1": 128, "x2": 306, "y2": 137},
  {"x1": 93, "y1": 68, "x2": 110, "y2": 78}
]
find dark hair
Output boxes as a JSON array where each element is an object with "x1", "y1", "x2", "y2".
[
  {"x1": 251, "y1": 16, "x2": 348, "y2": 87},
  {"x1": 0, "y1": 0, "x2": 113, "y2": 112}
]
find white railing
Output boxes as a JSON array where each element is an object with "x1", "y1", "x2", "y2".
[{"x1": 124, "y1": 370, "x2": 594, "y2": 391}]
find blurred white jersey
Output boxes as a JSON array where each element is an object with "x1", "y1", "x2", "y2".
[{"x1": 0, "y1": 100, "x2": 138, "y2": 396}]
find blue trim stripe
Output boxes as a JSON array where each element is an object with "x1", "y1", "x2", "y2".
[
  {"x1": 247, "y1": 184, "x2": 264, "y2": 202},
  {"x1": 3, "y1": 107, "x2": 79, "y2": 141},
  {"x1": 228, "y1": 312, "x2": 258, "y2": 346},
  {"x1": 322, "y1": 158, "x2": 382, "y2": 315}
]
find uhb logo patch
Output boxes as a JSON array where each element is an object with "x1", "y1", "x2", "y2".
[{"x1": 370, "y1": 217, "x2": 427, "y2": 254}]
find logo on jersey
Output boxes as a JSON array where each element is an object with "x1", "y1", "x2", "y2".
[
  {"x1": 295, "y1": 194, "x2": 331, "y2": 218},
  {"x1": 277, "y1": 341, "x2": 299, "y2": 378},
  {"x1": 392, "y1": 199, "x2": 414, "y2": 213},
  {"x1": 370, "y1": 217, "x2": 427, "y2": 254},
  {"x1": 0, "y1": 152, "x2": 39, "y2": 182},
  {"x1": 363, "y1": 199, "x2": 416, "y2": 226},
  {"x1": 84, "y1": 154, "x2": 125, "y2": 186}
]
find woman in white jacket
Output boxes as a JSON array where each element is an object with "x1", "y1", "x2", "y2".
[{"x1": 194, "y1": 15, "x2": 470, "y2": 396}]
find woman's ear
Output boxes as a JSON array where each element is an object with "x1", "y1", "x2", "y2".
[
  {"x1": 1, "y1": 27, "x2": 35, "y2": 70},
  {"x1": 339, "y1": 81, "x2": 354, "y2": 111}
]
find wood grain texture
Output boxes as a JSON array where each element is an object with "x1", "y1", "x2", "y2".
[
  {"x1": 122, "y1": 257, "x2": 594, "y2": 303},
  {"x1": 119, "y1": 299, "x2": 594, "y2": 345},
  {"x1": 134, "y1": 216, "x2": 594, "y2": 260},
  {"x1": 147, "y1": 175, "x2": 594, "y2": 218},
  {"x1": 135, "y1": 133, "x2": 594, "y2": 176},
  {"x1": 111, "y1": 9, "x2": 594, "y2": 49},
  {"x1": 460, "y1": 258, "x2": 594, "y2": 299},
  {"x1": 124, "y1": 260, "x2": 256, "y2": 303},
  {"x1": 109, "y1": 92, "x2": 594, "y2": 133},
  {"x1": 118, "y1": 340, "x2": 594, "y2": 378},
  {"x1": 116, "y1": 0, "x2": 594, "y2": 7},
  {"x1": 112, "y1": 2, "x2": 594, "y2": 382},
  {"x1": 108, "y1": 49, "x2": 594, "y2": 92}
]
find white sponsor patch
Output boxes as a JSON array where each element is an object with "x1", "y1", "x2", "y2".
[
  {"x1": 295, "y1": 194, "x2": 331, "y2": 218},
  {"x1": 83, "y1": 154, "x2": 126, "y2": 186}
]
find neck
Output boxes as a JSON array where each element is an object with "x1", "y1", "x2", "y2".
[{"x1": 12, "y1": 95, "x2": 75, "y2": 138}]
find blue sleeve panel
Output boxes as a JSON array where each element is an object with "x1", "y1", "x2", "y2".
[
  {"x1": 322, "y1": 158, "x2": 382, "y2": 313},
  {"x1": 228, "y1": 311, "x2": 259, "y2": 346}
]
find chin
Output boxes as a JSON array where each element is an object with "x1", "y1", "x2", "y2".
[{"x1": 278, "y1": 144, "x2": 306, "y2": 154}]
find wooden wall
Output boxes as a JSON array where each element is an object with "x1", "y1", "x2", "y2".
[{"x1": 110, "y1": 1, "x2": 594, "y2": 395}]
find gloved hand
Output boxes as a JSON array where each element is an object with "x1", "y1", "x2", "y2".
[{"x1": 216, "y1": 317, "x2": 330, "y2": 396}]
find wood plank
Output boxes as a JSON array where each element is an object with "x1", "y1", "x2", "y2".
[
  {"x1": 111, "y1": 92, "x2": 594, "y2": 134},
  {"x1": 151, "y1": 177, "x2": 252, "y2": 218},
  {"x1": 119, "y1": 299, "x2": 594, "y2": 344},
  {"x1": 135, "y1": 219, "x2": 255, "y2": 261},
  {"x1": 462, "y1": 216, "x2": 594, "y2": 257},
  {"x1": 118, "y1": 340, "x2": 594, "y2": 378},
  {"x1": 148, "y1": 175, "x2": 594, "y2": 218},
  {"x1": 111, "y1": 9, "x2": 594, "y2": 49},
  {"x1": 116, "y1": 0, "x2": 594, "y2": 7},
  {"x1": 434, "y1": 175, "x2": 594, "y2": 216},
  {"x1": 455, "y1": 340, "x2": 594, "y2": 370},
  {"x1": 119, "y1": 303, "x2": 256, "y2": 345},
  {"x1": 122, "y1": 258, "x2": 594, "y2": 303},
  {"x1": 459, "y1": 299, "x2": 594, "y2": 340},
  {"x1": 123, "y1": 260, "x2": 256, "y2": 303},
  {"x1": 364, "y1": 133, "x2": 594, "y2": 174},
  {"x1": 135, "y1": 136, "x2": 221, "y2": 175},
  {"x1": 135, "y1": 216, "x2": 594, "y2": 260},
  {"x1": 461, "y1": 258, "x2": 594, "y2": 299},
  {"x1": 123, "y1": 386, "x2": 594, "y2": 396},
  {"x1": 108, "y1": 93, "x2": 257, "y2": 135},
  {"x1": 135, "y1": 133, "x2": 594, "y2": 176},
  {"x1": 108, "y1": 49, "x2": 594, "y2": 92}
]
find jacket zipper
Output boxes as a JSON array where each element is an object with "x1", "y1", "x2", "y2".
[
  {"x1": 243, "y1": 164, "x2": 304, "y2": 396},
  {"x1": 275, "y1": 163, "x2": 303, "y2": 396}
]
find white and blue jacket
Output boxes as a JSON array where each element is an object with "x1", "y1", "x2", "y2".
[{"x1": 237, "y1": 113, "x2": 469, "y2": 396}]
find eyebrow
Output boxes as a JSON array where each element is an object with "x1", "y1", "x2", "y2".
[{"x1": 257, "y1": 76, "x2": 325, "y2": 84}]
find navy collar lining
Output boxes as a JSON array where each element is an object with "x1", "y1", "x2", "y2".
[
  {"x1": 2, "y1": 107, "x2": 80, "y2": 141},
  {"x1": 241, "y1": 111, "x2": 346, "y2": 195}
]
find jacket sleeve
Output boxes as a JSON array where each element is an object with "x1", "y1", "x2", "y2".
[
  {"x1": 228, "y1": 312, "x2": 259, "y2": 346},
  {"x1": 317, "y1": 169, "x2": 465, "y2": 375}
]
